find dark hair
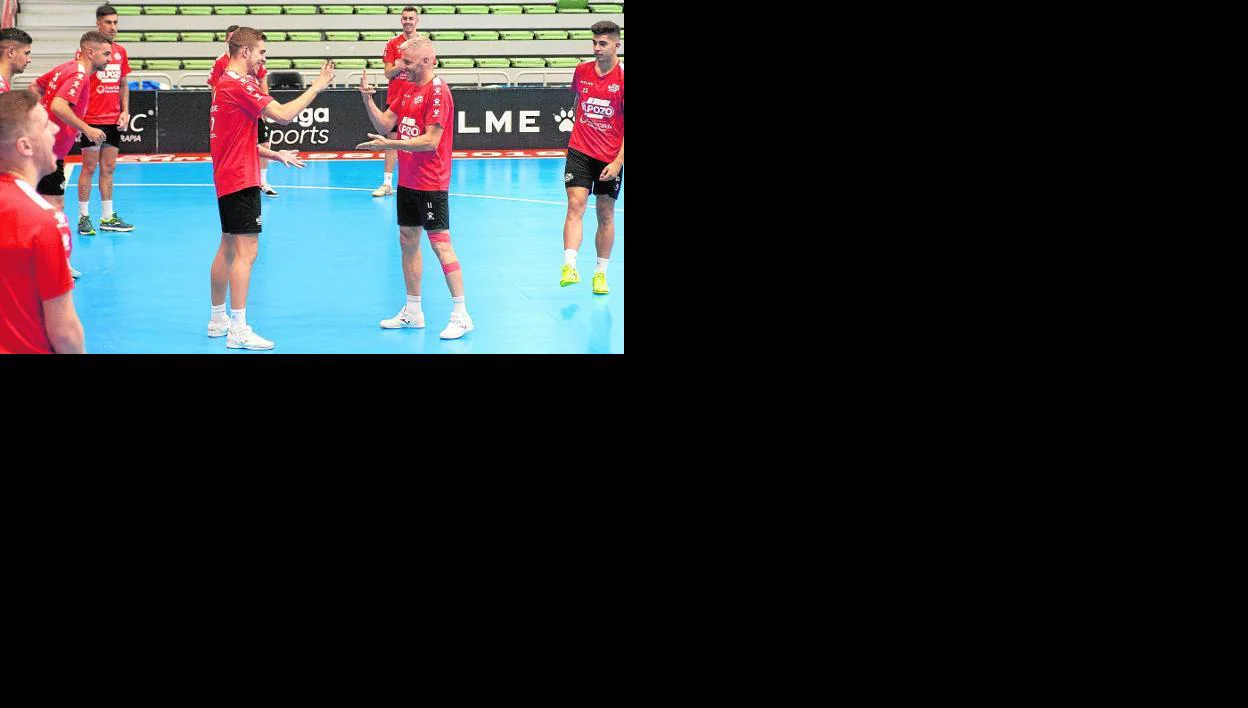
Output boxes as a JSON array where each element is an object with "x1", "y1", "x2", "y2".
[
  {"x1": 590, "y1": 20, "x2": 620, "y2": 37},
  {"x1": 0, "y1": 27, "x2": 34, "y2": 48},
  {"x1": 80, "y1": 30, "x2": 113, "y2": 46},
  {"x1": 228, "y1": 27, "x2": 266, "y2": 57},
  {"x1": 403, "y1": 5, "x2": 418, "y2": 12},
  {"x1": 96, "y1": 4, "x2": 118, "y2": 18},
  {"x1": 225, "y1": 24, "x2": 240, "y2": 34},
  {"x1": 0, "y1": 89, "x2": 39, "y2": 146}
]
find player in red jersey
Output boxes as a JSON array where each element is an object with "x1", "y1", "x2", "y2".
[
  {"x1": 559, "y1": 20, "x2": 624, "y2": 296},
  {"x1": 206, "y1": 27, "x2": 335, "y2": 350},
  {"x1": 75, "y1": 4, "x2": 135, "y2": 236},
  {"x1": 0, "y1": 90, "x2": 85, "y2": 354},
  {"x1": 372, "y1": 5, "x2": 420, "y2": 197},
  {"x1": 356, "y1": 38, "x2": 473, "y2": 340}
]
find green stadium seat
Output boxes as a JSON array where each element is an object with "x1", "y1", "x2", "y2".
[
  {"x1": 545, "y1": 57, "x2": 580, "y2": 67},
  {"x1": 456, "y1": 5, "x2": 489, "y2": 13},
  {"x1": 114, "y1": 32, "x2": 142, "y2": 42},
  {"x1": 144, "y1": 59, "x2": 182, "y2": 69},
  {"x1": 179, "y1": 6, "x2": 213, "y2": 15},
  {"x1": 510, "y1": 57, "x2": 545, "y2": 67},
  {"x1": 499, "y1": 30, "x2": 533, "y2": 40},
  {"x1": 143, "y1": 6, "x2": 177, "y2": 15},
  {"x1": 334, "y1": 58, "x2": 368, "y2": 68},
  {"x1": 321, "y1": 5, "x2": 355, "y2": 13},
  {"x1": 182, "y1": 59, "x2": 215, "y2": 69},
  {"x1": 534, "y1": 30, "x2": 567, "y2": 39},
  {"x1": 249, "y1": 6, "x2": 282, "y2": 14},
  {"x1": 439, "y1": 58, "x2": 474, "y2": 68},
  {"x1": 286, "y1": 32, "x2": 323, "y2": 41},
  {"x1": 390, "y1": 5, "x2": 419, "y2": 12},
  {"x1": 567, "y1": 30, "x2": 592, "y2": 39},
  {"x1": 283, "y1": 5, "x2": 317, "y2": 13},
  {"x1": 143, "y1": 32, "x2": 179, "y2": 41},
  {"x1": 475, "y1": 57, "x2": 509, "y2": 67},
  {"x1": 423, "y1": 5, "x2": 455, "y2": 14},
  {"x1": 491, "y1": 5, "x2": 522, "y2": 13},
  {"x1": 181, "y1": 32, "x2": 215, "y2": 42},
  {"x1": 557, "y1": 0, "x2": 588, "y2": 6},
  {"x1": 431, "y1": 31, "x2": 465, "y2": 40},
  {"x1": 355, "y1": 5, "x2": 389, "y2": 13},
  {"x1": 326, "y1": 31, "x2": 362, "y2": 40},
  {"x1": 292, "y1": 58, "x2": 329, "y2": 69},
  {"x1": 590, "y1": 3, "x2": 623, "y2": 11},
  {"x1": 214, "y1": 31, "x2": 231, "y2": 40},
  {"x1": 266, "y1": 58, "x2": 293, "y2": 69},
  {"x1": 465, "y1": 31, "x2": 499, "y2": 40},
  {"x1": 522, "y1": 5, "x2": 555, "y2": 13},
  {"x1": 112, "y1": 6, "x2": 141, "y2": 15},
  {"x1": 367, "y1": 58, "x2": 387, "y2": 68},
  {"x1": 214, "y1": 6, "x2": 247, "y2": 15},
  {"x1": 558, "y1": 7, "x2": 589, "y2": 11},
  {"x1": 361, "y1": 31, "x2": 395, "y2": 41}
]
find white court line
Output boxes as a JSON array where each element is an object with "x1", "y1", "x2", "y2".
[
  {"x1": 64, "y1": 162, "x2": 76, "y2": 184},
  {"x1": 106, "y1": 184, "x2": 625, "y2": 211}
]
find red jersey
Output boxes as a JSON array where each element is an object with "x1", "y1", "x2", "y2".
[
  {"x1": 36, "y1": 60, "x2": 91, "y2": 159},
  {"x1": 210, "y1": 70, "x2": 274, "y2": 197},
  {"x1": 383, "y1": 33, "x2": 416, "y2": 104},
  {"x1": 206, "y1": 51, "x2": 267, "y2": 88},
  {"x1": 391, "y1": 77, "x2": 454, "y2": 191},
  {"x1": 83, "y1": 41, "x2": 131, "y2": 124},
  {"x1": 0, "y1": 174, "x2": 74, "y2": 354},
  {"x1": 567, "y1": 60, "x2": 624, "y2": 164}
]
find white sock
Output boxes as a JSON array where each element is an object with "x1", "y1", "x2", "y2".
[
  {"x1": 79, "y1": 201, "x2": 89, "y2": 217},
  {"x1": 596, "y1": 257, "x2": 609, "y2": 274},
  {"x1": 211, "y1": 303, "x2": 227, "y2": 321},
  {"x1": 451, "y1": 295, "x2": 467, "y2": 315},
  {"x1": 405, "y1": 295, "x2": 422, "y2": 314},
  {"x1": 229, "y1": 308, "x2": 247, "y2": 329},
  {"x1": 260, "y1": 169, "x2": 268, "y2": 185},
  {"x1": 101, "y1": 200, "x2": 113, "y2": 219},
  {"x1": 383, "y1": 172, "x2": 393, "y2": 187},
  {"x1": 564, "y1": 249, "x2": 577, "y2": 267}
]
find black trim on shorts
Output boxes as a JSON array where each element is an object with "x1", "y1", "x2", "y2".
[
  {"x1": 564, "y1": 147, "x2": 623, "y2": 200},
  {"x1": 77, "y1": 124, "x2": 122, "y2": 150},
  {"x1": 397, "y1": 187, "x2": 451, "y2": 232},
  {"x1": 36, "y1": 159, "x2": 66, "y2": 196},
  {"x1": 257, "y1": 117, "x2": 271, "y2": 144},
  {"x1": 217, "y1": 186, "x2": 263, "y2": 235}
]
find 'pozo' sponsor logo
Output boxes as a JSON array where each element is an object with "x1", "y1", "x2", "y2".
[
  {"x1": 267, "y1": 107, "x2": 331, "y2": 146},
  {"x1": 580, "y1": 97, "x2": 614, "y2": 118}
]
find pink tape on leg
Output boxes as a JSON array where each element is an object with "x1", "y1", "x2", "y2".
[
  {"x1": 428, "y1": 231, "x2": 451, "y2": 243},
  {"x1": 442, "y1": 261, "x2": 461, "y2": 274}
]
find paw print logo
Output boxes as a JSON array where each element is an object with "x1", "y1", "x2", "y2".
[{"x1": 554, "y1": 109, "x2": 575, "y2": 132}]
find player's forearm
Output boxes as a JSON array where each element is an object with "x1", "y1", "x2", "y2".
[
  {"x1": 383, "y1": 64, "x2": 403, "y2": 80},
  {"x1": 51, "y1": 98, "x2": 92, "y2": 134},
  {"x1": 121, "y1": 82, "x2": 129, "y2": 113},
  {"x1": 385, "y1": 135, "x2": 437, "y2": 152},
  {"x1": 612, "y1": 138, "x2": 624, "y2": 166},
  {"x1": 48, "y1": 320, "x2": 85, "y2": 354},
  {"x1": 257, "y1": 145, "x2": 286, "y2": 160},
  {"x1": 267, "y1": 83, "x2": 327, "y2": 124},
  {"x1": 362, "y1": 96, "x2": 395, "y2": 134}
]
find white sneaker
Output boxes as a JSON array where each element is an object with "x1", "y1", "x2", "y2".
[
  {"x1": 372, "y1": 183, "x2": 394, "y2": 197},
  {"x1": 439, "y1": 312, "x2": 474, "y2": 339},
  {"x1": 207, "y1": 317, "x2": 231, "y2": 337},
  {"x1": 380, "y1": 307, "x2": 425, "y2": 329},
  {"x1": 69, "y1": 263, "x2": 81, "y2": 279},
  {"x1": 261, "y1": 183, "x2": 279, "y2": 197},
  {"x1": 226, "y1": 324, "x2": 275, "y2": 350}
]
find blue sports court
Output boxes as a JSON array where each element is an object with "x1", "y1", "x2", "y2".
[{"x1": 65, "y1": 154, "x2": 624, "y2": 353}]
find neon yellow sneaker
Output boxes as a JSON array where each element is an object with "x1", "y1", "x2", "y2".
[
  {"x1": 592, "y1": 271, "x2": 609, "y2": 294},
  {"x1": 560, "y1": 264, "x2": 580, "y2": 286}
]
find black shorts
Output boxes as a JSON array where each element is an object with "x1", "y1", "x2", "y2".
[
  {"x1": 564, "y1": 147, "x2": 623, "y2": 200},
  {"x1": 36, "y1": 159, "x2": 66, "y2": 196},
  {"x1": 77, "y1": 124, "x2": 122, "y2": 150},
  {"x1": 397, "y1": 187, "x2": 450, "y2": 232},
  {"x1": 257, "y1": 117, "x2": 271, "y2": 144},
  {"x1": 217, "y1": 186, "x2": 263, "y2": 235}
]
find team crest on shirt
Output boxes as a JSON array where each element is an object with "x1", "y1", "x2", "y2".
[
  {"x1": 608, "y1": 84, "x2": 619, "y2": 93},
  {"x1": 415, "y1": 95, "x2": 424, "y2": 104}
]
